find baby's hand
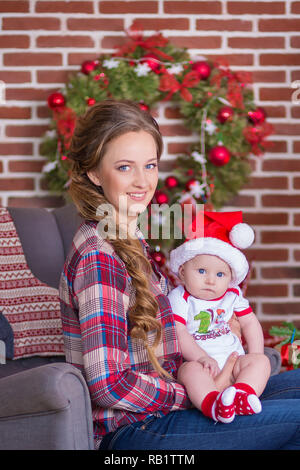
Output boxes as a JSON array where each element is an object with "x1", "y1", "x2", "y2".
[{"x1": 197, "y1": 356, "x2": 220, "y2": 378}]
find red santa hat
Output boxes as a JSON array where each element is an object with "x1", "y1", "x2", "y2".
[{"x1": 169, "y1": 210, "x2": 255, "y2": 287}]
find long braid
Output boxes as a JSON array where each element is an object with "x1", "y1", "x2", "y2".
[{"x1": 109, "y1": 236, "x2": 172, "y2": 379}]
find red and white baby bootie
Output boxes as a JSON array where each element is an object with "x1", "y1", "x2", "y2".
[
  {"x1": 233, "y1": 383, "x2": 262, "y2": 416},
  {"x1": 202, "y1": 386, "x2": 236, "y2": 423}
]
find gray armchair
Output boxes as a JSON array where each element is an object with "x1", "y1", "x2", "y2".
[
  {"x1": 0, "y1": 204, "x2": 94, "y2": 450},
  {"x1": 0, "y1": 362, "x2": 94, "y2": 450}
]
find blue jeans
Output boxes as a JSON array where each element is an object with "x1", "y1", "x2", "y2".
[{"x1": 99, "y1": 370, "x2": 300, "y2": 450}]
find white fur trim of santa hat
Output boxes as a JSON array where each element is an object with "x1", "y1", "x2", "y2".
[{"x1": 169, "y1": 236, "x2": 251, "y2": 287}]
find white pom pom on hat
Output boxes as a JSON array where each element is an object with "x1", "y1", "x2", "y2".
[
  {"x1": 229, "y1": 222, "x2": 255, "y2": 250},
  {"x1": 169, "y1": 211, "x2": 255, "y2": 287}
]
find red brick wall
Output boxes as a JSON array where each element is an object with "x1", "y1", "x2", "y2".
[{"x1": 0, "y1": 0, "x2": 300, "y2": 329}]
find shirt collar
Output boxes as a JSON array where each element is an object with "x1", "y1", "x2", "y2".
[{"x1": 86, "y1": 219, "x2": 150, "y2": 254}]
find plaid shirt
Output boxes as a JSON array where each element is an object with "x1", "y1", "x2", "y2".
[{"x1": 59, "y1": 220, "x2": 190, "y2": 449}]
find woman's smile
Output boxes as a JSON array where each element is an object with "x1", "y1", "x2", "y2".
[{"x1": 127, "y1": 191, "x2": 147, "y2": 201}]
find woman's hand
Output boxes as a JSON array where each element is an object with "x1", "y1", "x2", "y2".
[
  {"x1": 215, "y1": 352, "x2": 239, "y2": 392},
  {"x1": 228, "y1": 314, "x2": 241, "y2": 340}
]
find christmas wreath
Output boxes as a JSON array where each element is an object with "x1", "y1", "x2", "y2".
[{"x1": 40, "y1": 22, "x2": 273, "y2": 267}]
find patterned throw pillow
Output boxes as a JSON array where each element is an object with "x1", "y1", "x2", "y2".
[{"x1": 0, "y1": 207, "x2": 65, "y2": 359}]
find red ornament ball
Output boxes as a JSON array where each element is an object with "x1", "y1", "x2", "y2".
[
  {"x1": 150, "y1": 249, "x2": 166, "y2": 267},
  {"x1": 217, "y1": 106, "x2": 234, "y2": 124},
  {"x1": 47, "y1": 92, "x2": 65, "y2": 110},
  {"x1": 155, "y1": 190, "x2": 169, "y2": 205},
  {"x1": 81, "y1": 60, "x2": 98, "y2": 75},
  {"x1": 209, "y1": 145, "x2": 231, "y2": 167},
  {"x1": 248, "y1": 107, "x2": 266, "y2": 125},
  {"x1": 86, "y1": 97, "x2": 96, "y2": 106},
  {"x1": 141, "y1": 53, "x2": 161, "y2": 73},
  {"x1": 165, "y1": 176, "x2": 179, "y2": 189},
  {"x1": 191, "y1": 61, "x2": 211, "y2": 80},
  {"x1": 138, "y1": 101, "x2": 149, "y2": 111}
]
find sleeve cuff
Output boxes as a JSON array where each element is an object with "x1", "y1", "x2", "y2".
[
  {"x1": 173, "y1": 314, "x2": 186, "y2": 325},
  {"x1": 234, "y1": 306, "x2": 253, "y2": 317},
  {"x1": 170, "y1": 381, "x2": 191, "y2": 411}
]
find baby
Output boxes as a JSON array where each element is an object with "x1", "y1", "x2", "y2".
[{"x1": 168, "y1": 210, "x2": 271, "y2": 423}]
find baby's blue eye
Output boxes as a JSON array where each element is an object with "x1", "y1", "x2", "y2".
[
  {"x1": 217, "y1": 272, "x2": 224, "y2": 277},
  {"x1": 198, "y1": 268, "x2": 205, "y2": 274}
]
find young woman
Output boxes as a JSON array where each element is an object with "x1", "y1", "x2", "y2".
[{"x1": 59, "y1": 99, "x2": 300, "y2": 450}]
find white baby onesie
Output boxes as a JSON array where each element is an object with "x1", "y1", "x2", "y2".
[{"x1": 168, "y1": 284, "x2": 253, "y2": 369}]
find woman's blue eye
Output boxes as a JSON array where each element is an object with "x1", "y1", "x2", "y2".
[
  {"x1": 199, "y1": 268, "x2": 205, "y2": 274},
  {"x1": 146, "y1": 163, "x2": 157, "y2": 169},
  {"x1": 117, "y1": 162, "x2": 157, "y2": 171},
  {"x1": 217, "y1": 272, "x2": 224, "y2": 277}
]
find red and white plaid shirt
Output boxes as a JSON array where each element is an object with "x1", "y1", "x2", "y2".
[{"x1": 59, "y1": 220, "x2": 190, "y2": 449}]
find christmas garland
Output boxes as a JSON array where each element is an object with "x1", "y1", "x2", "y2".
[{"x1": 40, "y1": 22, "x2": 273, "y2": 266}]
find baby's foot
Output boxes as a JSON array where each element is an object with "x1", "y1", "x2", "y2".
[
  {"x1": 212, "y1": 386, "x2": 236, "y2": 423},
  {"x1": 234, "y1": 383, "x2": 262, "y2": 415},
  {"x1": 234, "y1": 390, "x2": 262, "y2": 415}
]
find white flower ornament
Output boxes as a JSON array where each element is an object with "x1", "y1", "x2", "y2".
[
  {"x1": 102, "y1": 59, "x2": 120, "y2": 69},
  {"x1": 134, "y1": 62, "x2": 151, "y2": 77}
]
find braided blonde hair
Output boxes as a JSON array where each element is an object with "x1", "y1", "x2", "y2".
[{"x1": 68, "y1": 99, "x2": 172, "y2": 379}]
